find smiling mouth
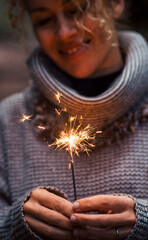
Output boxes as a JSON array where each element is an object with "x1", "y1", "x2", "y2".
[{"x1": 59, "y1": 40, "x2": 91, "y2": 56}]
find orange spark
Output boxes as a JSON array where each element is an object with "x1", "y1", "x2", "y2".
[
  {"x1": 55, "y1": 92, "x2": 62, "y2": 104},
  {"x1": 38, "y1": 126, "x2": 46, "y2": 130},
  {"x1": 19, "y1": 114, "x2": 32, "y2": 123},
  {"x1": 69, "y1": 116, "x2": 76, "y2": 122},
  {"x1": 96, "y1": 131, "x2": 102, "y2": 134},
  {"x1": 55, "y1": 108, "x2": 61, "y2": 115},
  {"x1": 69, "y1": 163, "x2": 71, "y2": 169}
]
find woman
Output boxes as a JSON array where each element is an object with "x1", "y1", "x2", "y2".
[{"x1": 0, "y1": 0, "x2": 148, "y2": 239}]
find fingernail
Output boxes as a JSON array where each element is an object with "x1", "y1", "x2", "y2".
[
  {"x1": 73, "y1": 202, "x2": 80, "y2": 210},
  {"x1": 73, "y1": 229, "x2": 79, "y2": 237},
  {"x1": 71, "y1": 215, "x2": 77, "y2": 223}
]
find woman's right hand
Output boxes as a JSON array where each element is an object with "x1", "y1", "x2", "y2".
[{"x1": 23, "y1": 188, "x2": 74, "y2": 240}]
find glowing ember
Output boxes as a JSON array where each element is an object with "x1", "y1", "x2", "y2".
[
  {"x1": 19, "y1": 114, "x2": 32, "y2": 123},
  {"x1": 69, "y1": 116, "x2": 76, "y2": 122},
  {"x1": 96, "y1": 130, "x2": 102, "y2": 134},
  {"x1": 55, "y1": 92, "x2": 62, "y2": 104},
  {"x1": 38, "y1": 126, "x2": 46, "y2": 130},
  {"x1": 69, "y1": 163, "x2": 71, "y2": 169}
]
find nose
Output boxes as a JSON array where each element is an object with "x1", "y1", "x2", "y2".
[{"x1": 55, "y1": 14, "x2": 77, "y2": 41}]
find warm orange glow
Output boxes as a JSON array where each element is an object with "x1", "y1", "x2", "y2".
[
  {"x1": 69, "y1": 163, "x2": 71, "y2": 169},
  {"x1": 49, "y1": 122, "x2": 96, "y2": 161},
  {"x1": 69, "y1": 116, "x2": 76, "y2": 122}
]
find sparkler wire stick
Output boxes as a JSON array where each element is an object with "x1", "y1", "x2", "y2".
[{"x1": 70, "y1": 155, "x2": 77, "y2": 201}]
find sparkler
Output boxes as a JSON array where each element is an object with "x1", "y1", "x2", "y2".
[
  {"x1": 50, "y1": 120, "x2": 96, "y2": 159},
  {"x1": 20, "y1": 92, "x2": 102, "y2": 201},
  {"x1": 49, "y1": 94, "x2": 100, "y2": 200}
]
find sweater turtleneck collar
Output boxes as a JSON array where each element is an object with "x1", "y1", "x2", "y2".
[{"x1": 27, "y1": 31, "x2": 148, "y2": 130}]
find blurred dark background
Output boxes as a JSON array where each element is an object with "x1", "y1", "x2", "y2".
[{"x1": 0, "y1": 0, "x2": 148, "y2": 101}]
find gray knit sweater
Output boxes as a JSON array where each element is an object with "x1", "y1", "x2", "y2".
[{"x1": 0, "y1": 31, "x2": 148, "y2": 240}]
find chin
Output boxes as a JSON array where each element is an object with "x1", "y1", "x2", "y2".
[{"x1": 66, "y1": 68, "x2": 93, "y2": 79}]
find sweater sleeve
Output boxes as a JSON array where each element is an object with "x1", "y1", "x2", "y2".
[
  {"x1": 0, "y1": 134, "x2": 41, "y2": 239},
  {"x1": 0, "y1": 165, "x2": 68, "y2": 240},
  {"x1": 0, "y1": 170, "x2": 41, "y2": 239},
  {"x1": 0, "y1": 195, "x2": 42, "y2": 240},
  {"x1": 0, "y1": 108, "x2": 41, "y2": 239},
  {"x1": 126, "y1": 198, "x2": 148, "y2": 240},
  {"x1": 0, "y1": 131, "x2": 68, "y2": 240}
]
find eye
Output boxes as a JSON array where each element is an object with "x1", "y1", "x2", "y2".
[
  {"x1": 66, "y1": 7, "x2": 78, "y2": 17},
  {"x1": 36, "y1": 17, "x2": 53, "y2": 27},
  {"x1": 69, "y1": 8, "x2": 78, "y2": 15}
]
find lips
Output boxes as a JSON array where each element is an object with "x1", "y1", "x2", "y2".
[
  {"x1": 66, "y1": 47, "x2": 81, "y2": 55},
  {"x1": 59, "y1": 44, "x2": 83, "y2": 56},
  {"x1": 58, "y1": 40, "x2": 91, "y2": 56}
]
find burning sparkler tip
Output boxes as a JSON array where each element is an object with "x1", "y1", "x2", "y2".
[{"x1": 49, "y1": 121, "x2": 97, "y2": 160}]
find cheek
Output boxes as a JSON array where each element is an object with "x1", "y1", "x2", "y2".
[
  {"x1": 82, "y1": 14, "x2": 107, "y2": 42},
  {"x1": 82, "y1": 14, "x2": 98, "y2": 33},
  {"x1": 35, "y1": 29, "x2": 54, "y2": 52}
]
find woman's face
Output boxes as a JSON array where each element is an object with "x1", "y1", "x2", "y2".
[{"x1": 25, "y1": 0, "x2": 124, "y2": 78}]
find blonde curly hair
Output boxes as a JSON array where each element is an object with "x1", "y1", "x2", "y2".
[{"x1": 7, "y1": 0, "x2": 124, "y2": 40}]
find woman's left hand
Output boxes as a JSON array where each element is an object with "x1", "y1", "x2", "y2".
[{"x1": 70, "y1": 195, "x2": 136, "y2": 240}]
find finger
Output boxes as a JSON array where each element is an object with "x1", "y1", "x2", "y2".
[
  {"x1": 70, "y1": 211, "x2": 136, "y2": 228},
  {"x1": 32, "y1": 189, "x2": 73, "y2": 217},
  {"x1": 24, "y1": 201, "x2": 73, "y2": 230},
  {"x1": 73, "y1": 226, "x2": 133, "y2": 240},
  {"x1": 73, "y1": 195, "x2": 134, "y2": 212},
  {"x1": 25, "y1": 215, "x2": 73, "y2": 240}
]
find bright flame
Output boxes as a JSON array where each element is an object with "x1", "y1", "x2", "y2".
[
  {"x1": 55, "y1": 92, "x2": 62, "y2": 104},
  {"x1": 49, "y1": 122, "x2": 96, "y2": 162},
  {"x1": 19, "y1": 114, "x2": 32, "y2": 123}
]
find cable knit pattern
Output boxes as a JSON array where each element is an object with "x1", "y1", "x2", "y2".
[{"x1": 0, "y1": 31, "x2": 148, "y2": 239}]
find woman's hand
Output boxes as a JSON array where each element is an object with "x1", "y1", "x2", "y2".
[
  {"x1": 23, "y1": 188, "x2": 74, "y2": 240},
  {"x1": 70, "y1": 195, "x2": 136, "y2": 240}
]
